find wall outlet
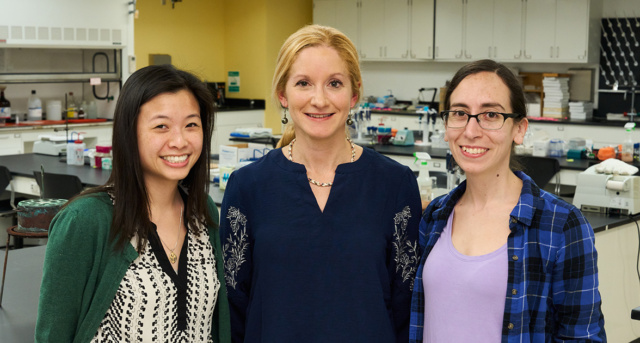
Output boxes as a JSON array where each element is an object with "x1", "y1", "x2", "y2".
[{"x1": 128, "y1": 55, "x2": 136, "y2": 73}]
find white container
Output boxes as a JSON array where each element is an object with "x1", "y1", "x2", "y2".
[
  {"x1": 66, "y1": 140, "x2": 85, "y2": 165},
  {"x1": 533, "y1": 139, "x2": 549, "y2": 157},
  {"x1": 27, "y1": 90, "x2": 42, "y2": 121},
  {"x1": 46, "y1": 100, "x2": 62, "y2": 121},
  {"x1": 87, "y1": 101, "x2": 98, "y2": 119}
]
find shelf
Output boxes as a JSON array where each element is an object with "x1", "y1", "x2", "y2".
[
  {"x1": 598, "y1": 89, "x2": 640, "y2": 94},
  {"x1": 0, "y1": 73, "x2": 120, "y2": 84}
]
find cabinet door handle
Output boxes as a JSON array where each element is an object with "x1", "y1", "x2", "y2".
[
  {"x1": 428, "y1": 46, "x2": 432, "y2": 58},
  {"x1": 380, "y1": 47, "x2": 383, "y2": 57},
  {"x1": 435, "y1": 46, "x2": 439, "y2": 58},
  {"x1": 456, "y1": 49, "x2": 463, "y2": 59},
  {"x1": 384, "y1": 46, "x2": 387, "y2": 57},
  {"x1": 550, "y1": 46, "x2": 553, "y2": 58},
  {"x1": 464, "y1": 50, "x2": 471, "y2": 59},
  {"x1": 556, "y1": 46, "x2": 560, "y2": 58},
  {"x1": 515, "y1": 50, "x2": 522, "y2": 59},
  {"x1": 524, "y1": 50, "x2": 531, "y2": 59}
]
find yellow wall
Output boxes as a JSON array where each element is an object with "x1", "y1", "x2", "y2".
[
  {"x1": 134, "y1": 0, "x2": 313, "y2": 134},
  {"x1": 134, "y1": 0, "x2": 226, "y2": 82},
  {"x1": 263, "y1": 0, "x2": 314, "y2": 132}
]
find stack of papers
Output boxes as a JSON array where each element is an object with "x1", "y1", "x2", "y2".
[
  {"x1": 569, "y1": 102, "x2": 594, "y2": 120},
  {"x1": 230, "y1": 127, "x2": 273, "y2": 138},
  {"x1": 543, "y1": 76, "x2": 570, "y2": 118}
]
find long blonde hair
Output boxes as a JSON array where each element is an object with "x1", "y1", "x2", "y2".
[{"x1": 272, "y1": 25, "x2": 362, "y2": 147}]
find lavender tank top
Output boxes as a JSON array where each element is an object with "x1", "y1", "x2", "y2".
[{"x1": 422, "y1": 210, "x2": 508, "y2": 342}]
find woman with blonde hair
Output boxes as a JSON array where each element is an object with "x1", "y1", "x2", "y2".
[{"x1": 220, "y1": 25, "x2": 421, "y2": 342}]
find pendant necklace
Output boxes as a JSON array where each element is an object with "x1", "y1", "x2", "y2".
[
  {"x1": 158, "y1": 203, "x2": 183, "y2": 264},
  {"x1": 287, "y1": 137, "x2": 356, "y2": 187}
]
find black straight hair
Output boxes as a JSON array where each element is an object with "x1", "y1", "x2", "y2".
[{"x1": 77, "y1": 64, "x2": 216, "y2": 252}]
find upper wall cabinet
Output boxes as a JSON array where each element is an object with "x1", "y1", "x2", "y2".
[
  {"x1": 313, "y1": 0, "x2": 360, "y2": 51},
  {"x1": 434, "y1": 0, "x2": 522, "y2": 61},
  {"x1": 0, "y1": 0, "x2": 132, "y2": 49},
  {"x1": 523, "y1": 0, "x2": 600, "y2": 62},
  {"x1": 435, "y1": 0, "x2": 601, "y2": 63},
  {"x1": 314, "y1": 0, "x2": 435, "y2": 61}
]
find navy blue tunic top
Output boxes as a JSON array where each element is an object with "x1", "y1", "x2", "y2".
[{"x1": 220, "y1": 147, "x2": 421, "y2": 343}]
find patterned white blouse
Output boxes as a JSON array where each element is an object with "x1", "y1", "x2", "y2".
[{"x1": 91, "y1": 218, "x2": 220, "y2": 343}]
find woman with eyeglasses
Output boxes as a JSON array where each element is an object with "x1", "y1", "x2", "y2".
[{"x1": 409, "y1": 59, "x2": 606, "y2": 342}]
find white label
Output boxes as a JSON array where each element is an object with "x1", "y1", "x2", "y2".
[
  {"x1": 28, "y1": 108, "x2": 43, "y2": 119},
  {"x1": 0, "y1": 107, "x2": 10, "y2": 118}
]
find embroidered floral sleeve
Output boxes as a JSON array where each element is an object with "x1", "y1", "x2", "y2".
[
  {"x1": 222, "y1": 206, "x2": 249, "y2": 290},
  {"x1": 393, "y1": 205, "x2": 420, "y2": 291}
]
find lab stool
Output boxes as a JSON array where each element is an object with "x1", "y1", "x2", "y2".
[{"x1": 0, "y1": 225, "x2": 48, "y2": 307}]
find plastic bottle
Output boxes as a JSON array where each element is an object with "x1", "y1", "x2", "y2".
[
  {"x1": 622, "y1": 122, "x2": 635, "y2": 162},
  {"x1": 27, "y1": 90, "x2": 42, "y2": 121},
  {"x1": 66, "y1": 132, "x2": 85, "y2": 165},
  {"x1": 0, "y1": 86, "x2": 11, "y2": 122},
  {"x1": 415, "y1": 152, "x2": 433, "y2": 203},
  {"x1": 78, "y1": 100, "x2": 87, "y2": 119},
  {"x1": 67, "y1": 92, "x2": 77, "y2": 119},
  {"x1": 87, "y1": 100, "x2": 98, "y2": 119}
]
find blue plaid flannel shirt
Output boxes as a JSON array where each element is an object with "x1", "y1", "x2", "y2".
[{"x1": 409, "y1": 171, "x2": 606, "y2": 342}]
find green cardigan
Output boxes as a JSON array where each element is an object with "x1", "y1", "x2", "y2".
[{"x1": 35, "y1": 192, "x2": 231, "y2": 343}]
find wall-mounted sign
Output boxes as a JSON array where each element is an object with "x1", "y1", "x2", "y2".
[{"x1": 228, "y1": 71, "x2": 240, "y2": 93}]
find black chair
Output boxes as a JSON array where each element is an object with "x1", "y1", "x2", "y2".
[
  {"x1": 518, "y1": 156, "x2": 561, "y2": 194},
  {"x1": 0, "y1": 166, "x2": 18, "y2": 240},
  {"x1": 33, "y1": 171, "x2": 84, "y2": 200}
]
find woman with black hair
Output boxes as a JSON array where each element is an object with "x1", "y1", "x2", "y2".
[{"x1": 35, "y1": 65, "x2": 231, "y2": 342}]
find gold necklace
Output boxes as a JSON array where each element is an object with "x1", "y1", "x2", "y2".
[
  {"x1": 158, "y1": 204, "x2": 183, "y2": 264},
  {"x1": 287, "y1": 137, "x2": 356, "y2": 187}
]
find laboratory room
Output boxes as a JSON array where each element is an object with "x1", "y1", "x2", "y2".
[{"x1": 0, "y1": 0, "x2": 639, "y2": 341}]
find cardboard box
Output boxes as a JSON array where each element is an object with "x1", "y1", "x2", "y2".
[{"x1": 219, "y1": 143, "x2": 270, "y2": 167}]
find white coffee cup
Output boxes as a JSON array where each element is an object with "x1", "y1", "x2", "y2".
[{"x1": 46, "y1": 100, "x2": 62, "y2": 121}]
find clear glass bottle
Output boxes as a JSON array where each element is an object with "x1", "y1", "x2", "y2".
[
  {"x1": 27, "y1": 90, "x2": 42, "y2": 121},
  {"x1": 66, "y1": 92, "x2": 77, "y2": 119},
  {"x1": 622, "y1": 123, "x2": 635, "y2": 162}
]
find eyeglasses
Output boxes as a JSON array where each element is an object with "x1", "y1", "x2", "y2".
[{"x1": 440, "y1": 110, "x2": 523, "y2": 130}]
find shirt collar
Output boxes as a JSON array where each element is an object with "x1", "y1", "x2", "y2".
[{"x1": 428, "y1": 171, "x2": 542, "y2": 228}]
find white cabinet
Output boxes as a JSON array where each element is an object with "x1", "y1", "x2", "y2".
[
  {"x1": 360, "y1": 0, "x2": 411, "y2": 60},
  {"x1": 492, "y1": 0, "x2": 524, "y2": 61},
  {"x1": 0, "y1": 133, "x2": 23, "y2": 155},
  {"x1": 435, "y1": 0, "x2": 599, "y2": 63},
  {"x1": 434, "y1": 0, "x2": 465, "y2": 60},
  {"x1": 313, "y1": 0, "x2": 360, "y2": 50},
  {"x1": 213, "y1": 110, "x2": 265, "y2": 155},
  {"x1": 523, "y1": 0, "x2": 598, "y2": 62},
  {"x1": 435, "y1": 0, "x2": 521, "y2": 61},
  {"x1": 314, "y1": 0, "x2": 434, "y2": 61},
  {"x1": 410, "y1": 0, "x2": 435, "y2": 59}
]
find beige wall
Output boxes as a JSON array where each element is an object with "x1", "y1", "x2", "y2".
[{"x1": 134, "y1": 0, "x2": 312, "y2": 134}]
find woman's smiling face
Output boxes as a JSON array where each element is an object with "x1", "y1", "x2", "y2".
[
  {"x1": 444, "y1": 71, "x2": 527, "y2": 177},
  {"x1": 278, "y1": 44, "x2": 358, "y2": 142}
]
